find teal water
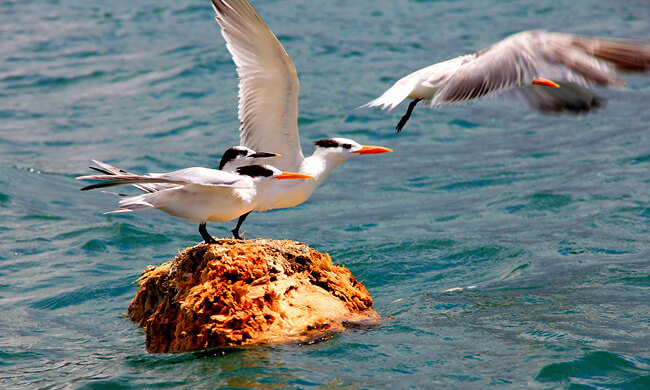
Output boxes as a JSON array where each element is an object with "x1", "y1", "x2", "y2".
[{"x1": 1, "y1": 0, "x2": 649, "y2": 388}]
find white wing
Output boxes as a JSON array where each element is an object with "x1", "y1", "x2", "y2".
[
  {"x1": 153, "y1": 167, "x2": 248, "y2": 187},
  {"x1": 78, "y1": 167, "x2": 247, "y2": 191},
  {"x1": 211, "y1": 0, "x2": 303, "y2": 171}
]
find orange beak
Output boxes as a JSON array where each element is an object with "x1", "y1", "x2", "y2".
[
  {"x1": 354, "y1": 145, "x2": 393, "y2": 155},
  {"x1": 532, "y1": 78, "x2": 560, "y2": 88},
  {"x1": 277, "y1": 172, "x2": 315, "y2": 180}
]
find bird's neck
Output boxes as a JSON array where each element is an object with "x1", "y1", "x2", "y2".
[
  {"x1": 302, "y1": 152, "x2": 347, "y2": 184},
  {"x1": 236, "y1": 177, "x2": 271, "y2": 204},
  {"x1": 252, "y1": 153, "x2": 348, "y2": 212}
]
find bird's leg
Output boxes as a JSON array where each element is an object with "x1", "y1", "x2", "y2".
[
  {"x1": 396, "y1": 98, "x2": 422, "y2": 133},
  {"x1": 199, "y1": 222, "x2": 218, "y2": 244},
  {"x1": 231, "y1": 211, "x2": 251, "y2": 240}
]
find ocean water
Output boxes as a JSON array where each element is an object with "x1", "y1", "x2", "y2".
[{"x1": 1, "y1": 0, "x2": 649, "y2": 388}]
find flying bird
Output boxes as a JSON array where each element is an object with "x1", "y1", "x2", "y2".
[
  {"x1": 209, "y1": 0, "x2": 393, "y2": 239},
  {"x1": 362, "y1": 30, "x2": 650, "y2": 132},
  {"x1": 77, "y1": 163, "x2": 313, "y2": 244}
]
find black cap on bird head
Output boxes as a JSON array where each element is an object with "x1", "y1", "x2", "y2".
[
  {"x1": 219, "y1": 146, "x2": 279, "y2": 170},
  {"x1": 314, "y1": 138, "x2": 353, "y2": 149},
  {"x1": 235, "y1": 164, "x2": 275, "y2": 178}
]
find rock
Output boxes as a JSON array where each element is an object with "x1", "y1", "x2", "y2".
[{"x1": 128, "y1": 239, "x2": 379, "y2": 353}]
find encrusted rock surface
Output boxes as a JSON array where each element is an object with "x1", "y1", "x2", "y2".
[{"x1": 128, "y1": 239, "x2": 379, "y2": 353}]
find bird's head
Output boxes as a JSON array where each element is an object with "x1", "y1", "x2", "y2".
[
  {"x1": 235, "y1": 165, "x2": 314, "y2": 181},
  {"x1": 312, "y1": 138, "x2": 393, "y2": 162},
  {"x1": 219, "y1": 146, "x2": 280, "y2": 171}
]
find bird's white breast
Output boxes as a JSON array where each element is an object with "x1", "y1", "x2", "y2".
[{"x1": 253, "y1": 155, "x2": 331, "y2": 212}]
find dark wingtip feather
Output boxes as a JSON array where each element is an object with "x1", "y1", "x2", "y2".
[
  {"x1": 89, "y1": 166, "x2": 112, "y2": 175},
  {"x1": 210, "y1": 0, "x2": 226, "y2": 14},
  {"x1": 80, "y1": 181, "x2": 122, "y2": 191}
]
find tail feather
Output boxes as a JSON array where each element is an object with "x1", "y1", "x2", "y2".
[
  {"x1": 104, "y1": 194, "x2": 156, "y2": 214},
  {"x1": 359, "y1": 82, "x2": 412, "y2": 112}
]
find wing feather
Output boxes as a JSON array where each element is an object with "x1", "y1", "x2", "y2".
[
  {"x1": 90, "y1": 160, "x2": 160, "y2": 193},
  {"x1": 154, "y1": 167, "x2": 245, "y2": 187},
  {"x1": 427, "y1": 31, "x2": 648, "y2": 108},
  {"x1": 78, "y1": 167, "x2": 246, "y2": 191},
  {"x1": 210, "y1": 0, "x2": 303, "y2": 170},
  {"x1": 431, "y1": 34, "x2": 539, "y2": 106}
]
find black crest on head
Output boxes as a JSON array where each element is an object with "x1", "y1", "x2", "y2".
[
  {"x1": 314, "y1": 139, "x2": 341, "y2": 148},
  {"x1": 219, "y1": 147, "x2": 248, "y2": 170},
  {"x1": 236, "y1": 165, "x2": 274, "y2": 178},
  {"x1": 314, "y1": 138, "x2": 353, "y2": 149}
]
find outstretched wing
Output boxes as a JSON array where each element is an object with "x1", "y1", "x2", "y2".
[
  {"x1": 431, "y1": 31, "x2": 649, "y2": 109},
  {"x1": 210, "y1": 0, "x2": 303, "y2": 170}
]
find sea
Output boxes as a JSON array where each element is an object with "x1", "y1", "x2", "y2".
[{"x1": 1, "y1": 0, "x2": 649, "y2": 388}]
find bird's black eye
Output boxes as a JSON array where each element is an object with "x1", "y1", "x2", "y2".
[
  {"x1": 341, "y1": 143, "x2": 352, "y2": 150},
  {"x1": 314, "y1": 138, "x2": 340, "y2": 148}
]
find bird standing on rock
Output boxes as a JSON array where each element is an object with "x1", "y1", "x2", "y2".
[
  {"x1": 209, "y1": 0, "x2": 393, "y2": 239},
  {"x1": 362, "y1": 30, "x2": 650, "y2": 132},
  {"x1": 77, "y1": 164, "x2": 313, "y2": 244}
]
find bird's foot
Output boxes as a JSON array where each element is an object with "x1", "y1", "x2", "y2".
[
  {"x1": 396, "y1": 98, "x2": 422, "y2": 133},
  {"x1": 203, "y1": 236, "x2": 218, "y2": 245},
  {"x1": 231, "y1": 229, "x2": 245, "y2": 240},
  {"x1": 396, "y1": 116, "x2": 409, "y2": 133},
  {"x1": 199, "y1": 222, "x2": 218, "y2": 244}
]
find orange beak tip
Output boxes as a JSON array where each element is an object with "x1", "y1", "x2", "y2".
[
  {"x1": 532, "y1": 78, "x2": 560, "y2": 88},
  {"x1": 277, "y1": 172, "x2": 315, "y2": 180},
  {"x1": 355, "y1": 145, "x2": 393, "y2": 155}
]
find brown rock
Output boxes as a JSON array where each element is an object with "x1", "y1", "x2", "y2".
[{"x1": 128, "y1": 239, "x2": 379, "y2": 353}]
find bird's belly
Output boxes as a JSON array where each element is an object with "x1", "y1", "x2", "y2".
[
  {"x1": 206, "y1": 204, "x2": 252, "y2": 222},
  {"x1": 409, "y1": 82, "x2": 437, "y2": 100},
  {"x1": 205, "y1": 194, "x2": 254, "y2": 222},
  {"x1": 156, "y1": 188, "x2": 253, "y2": 223}
]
